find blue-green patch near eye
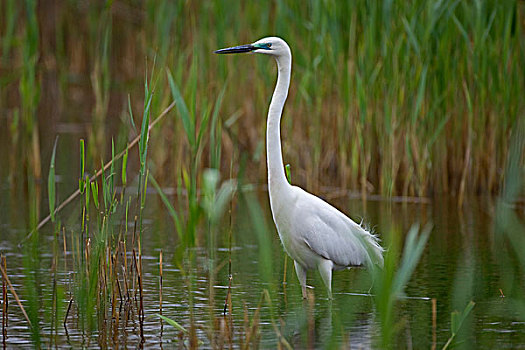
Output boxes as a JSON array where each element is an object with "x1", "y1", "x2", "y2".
[{"x1": 254, "y1": 43, "x2": 272, "y2": 50}]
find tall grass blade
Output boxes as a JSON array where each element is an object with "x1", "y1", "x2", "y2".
[
  {"x1": 442, "y1": 301, "x2": 476, "y2": 350},
  {"x1": 167, "y1": 69, "x2": 195, "y2": 149},
  {"x1": 48, "y1": 136, "x2": 58, "y2": 222},
  {"x1": 157, "y1": 314, "x2": 188, "y2": 333},
  {"x1": 150, "y1": 175, "x2": 183, "y2": 240}
]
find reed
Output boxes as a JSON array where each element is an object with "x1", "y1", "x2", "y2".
[
  {"x1": 88, "y1": 3, "x2": 112, "y2": 163},
  {"x1": 18, "y1": 0, "x2": 41, "y2": 228},
  {"x1": 0, "y1": 0, "x2": 17, "y2": 63},
  {"x1": 1, "y1": 255, "x2": 8, "y2": 345},
  {"x1": 442, "y1": 301, "x2": 475, "y2": 350},
  {"x1": 2, "y1": 1, "x2": 523, "y2": 211},
  {"x1": 1, "y1": 1, "x2": 524, "y2": 348},
  {"x1": 371, "y1": 223, "x2": 431, "y2": 347},
  {"x1": 47, "y1": 73, "x2": 164, "y2": 343},
  {"x1": 159, "y1": 250, "x2": 163, "y2": 318},
  {"x1": 495, "y1": 116, "x2": 525, "y2": 318},
  {"x1": 0, "y1": 257, "x2": 32, "y2": 330}
]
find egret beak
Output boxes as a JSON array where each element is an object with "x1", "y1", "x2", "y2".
[{"x1": 214, "y1": 44, "x2": 255, "y2": 54}]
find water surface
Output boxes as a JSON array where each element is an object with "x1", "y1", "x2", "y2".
[{"x1": 1, "y1": 186, "x2": 524, "y2": 348}]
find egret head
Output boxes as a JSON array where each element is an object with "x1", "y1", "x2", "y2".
[{"x1": 214, "y1": 37, "x2": 290, "y2": 58}]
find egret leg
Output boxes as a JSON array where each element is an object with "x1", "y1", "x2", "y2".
[
  {"x1": 294, "y1": 261, "x2": 307, "y2": 299},
  {"x1": 318, "y1": 259, "x2": 333, "y2": 299}
]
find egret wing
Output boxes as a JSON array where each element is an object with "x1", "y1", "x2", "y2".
[{"x1": 291, "y1": 188, "x2": 383, "y2": 268}]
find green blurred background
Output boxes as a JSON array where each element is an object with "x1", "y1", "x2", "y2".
[{"x1": 1, "y1": 0, "x2": 523, "y2": 206}]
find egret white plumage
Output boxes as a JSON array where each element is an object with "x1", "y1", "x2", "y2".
[{"x1": 215, "y1": 37, "x2": 384, "y2": 299}]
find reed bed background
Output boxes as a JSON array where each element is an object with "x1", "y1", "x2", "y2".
[
  {"x1": 1, "y1": 0, "x2": 523, "y2": 201},
  {"x1": 1, "y1": 0, "x2": 525, "y2": 348}
]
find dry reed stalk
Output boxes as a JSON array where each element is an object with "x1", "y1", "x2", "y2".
[
  {"x1": 0, "y1": 260, "x2": 31, "y2": 329},
  {"x1": 96, "y1": 267, "x2": 101, "y2": 333},
  {"x1": 458, "y1": 82, "x2": 473, "y2": 207},
  {"x1": 280, "y1": 318, "x2": 288, "y2": 350},
  {"x1": 100, "y1": 255, "x2": 108, "y2": 336},
  {"x1": 282, "y1": 254, "x2": 288, "y2": 304},
  {"x1": 271, "y1": 319, "x2": 292, "y2": 350},
  {"x1": 216, "y1": 317, "x2": 227, "y2": 349},
  {"x1": 113, "y1": 299, "x2": 120, "y2": 345},
  {"x1": 262, "y1": 290, "x2": 292, "y2": 350},
  {"x1": 106, "y1": 246, "x2": 110, "y2": 289},
  {"x1": 2, "y1": 255, "x2": 7, "y2": 344},
  {"x1": 224, "y1": 160, "x2": 234, "y2": 320},
  {"x1": 120, "y1": 241, "x2": 129, "y2": 301},
  {"x1": 101, "y1": 248, "x2": 108, "y2": 299},
  {"x1": 85, "y1": 238, "x2": 91, "y2": 275},
  {"x1": 50, "y1": 245, "x2": 58, "y2": 348},
  {"x1": 242, "y1": 302, "x2": 249, "y2": 347},
  {"x1": 120, "y1": 264, "x2": 129, "y2": 307},
  {"x1": 223, "y1": 274, "x2": 232, "y2": 316},
  {"x1": 19, "y1": 101, "x2": 176, "y2": 246},
  {"x1": 123, "y1": 304, "x2": 130, "y2": 330},
  {"x1": 131, "y1": 215, "x2": 138, "y2": 249},
  {"x1": 110, "y1": 255, "x2": 117, "y2": 323},
  {"x1": 138, "y1": 248, "x2": 144, "y2": 341},
  {"x1": 131, "y1": 222, "x2": 138, "y2": 305},
  {"x1": 63, "y1": 297, "x2": 73, "y2": 328},
  {"x1": 62, "y1": 227, "x2": 67, "y2": 272},
  {"x1": 307, "y1": 293, "x2": 315, "y2": 349},
  {"x1": 244, "y1": 294, "x2": 265, "y2": 349},
  {"x1": 431, "y1": 298, "x2": 437, "y2": 350},
  {"x1": 116, "y1": 277, "x2": 123, "y2": 313},
  {"x1": 221, "y1": 309, "x2": 233, "y2": 348},
  {"x1": 159, "y1": 250, "x2": 163, "y2": 317},
  {"x1": 132, "y1": 249, "x2": 138, "y2": 306},
  {"x1": 108, "y1": 248, "x2": 112, "y2": 295},
  {"x1": 227, "y1": 284, "x2": 233, "y2": 335},
  {"x1": 189, "y1": 321, "x2": 198, "y2": 349},
  {"x1": 113, "y1": 250, "x2": 121, "y2": 332}
]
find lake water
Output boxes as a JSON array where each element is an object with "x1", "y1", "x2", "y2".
[{"x1": 1, "y1": 183, "x2": 524, "y2": 348}]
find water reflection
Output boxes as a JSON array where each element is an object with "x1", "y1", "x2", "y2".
[{"x1": 1, "y1": 191, "x2": 525, "y2": 348}]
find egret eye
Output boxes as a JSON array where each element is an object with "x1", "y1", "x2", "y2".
[{"x1": 255, "y1": 42, "x2": 272, "y2": 50}]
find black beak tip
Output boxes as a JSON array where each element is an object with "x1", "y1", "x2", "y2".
[{"x1": 214, "y1": 44, "x2": 255, "y2": 55}]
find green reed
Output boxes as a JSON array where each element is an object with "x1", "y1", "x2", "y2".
[
  {"x1": 88, "y1": 2, "x2": 112, "y2": 162},
  {"x1": 18, "y1": 0, "x2": 41, "y2": 228},
  {"x1": 16, "y1": 0, "x2": 43, "y2": 344},
  {"x1": 210, "y1": 0, "x2": 522, "y2": 197},
  {"x1": 443, "y1": 301, "x2": 475, "y2": 350},
  {"x1": 167, "y1": 65, "x2": 229, "y2": 245},
  {"x1": 2, "y1": 1, "x2": 523, "y2": 208},
  {"x1": 371, "y1": 223, "x2": 430, "y2": 347},
  {"x1": 45, "y1": 136, "x2": 64, "y2": 344},
  {"x1": 21, "y1": 235, "x2": 41, "y2": 346},
  {"x1": 2, "y1": 0, "x2": 524, "y2": 347},
  {"x1": 48, "y1": 137, "x2": 58, "y2": 223},
  {"x1": 0, "y1": 0, "x2": 17, "y2": 63},
  {"x1": 136, "y1": 66, "x2": 155, "y2": 253},
  {"x1": 70, "y1": 138, "x2": 132, "y2": 335},
  {"x1": 44, "y1": 74, "x2": 158, "y2": 340},
  {"x1": 495, "y1": 115, "x2": 525, "y2": 316}
]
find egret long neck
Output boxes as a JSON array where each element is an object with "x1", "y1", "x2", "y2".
[{"x1": 267, "y1": 53, "x2": 291, "y2": 194}]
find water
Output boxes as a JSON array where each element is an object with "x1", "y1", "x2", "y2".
[{"x1": 1, "y1": 183, "x2": 524, "y2": 348}]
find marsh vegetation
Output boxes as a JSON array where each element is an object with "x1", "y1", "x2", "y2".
[{"x1": 1, "y1": 0, "x2": 524, "y2": 348}]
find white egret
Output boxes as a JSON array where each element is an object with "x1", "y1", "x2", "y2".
[{"x1": 215, "y1": 37, "x2": 384, "y2": 299}]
